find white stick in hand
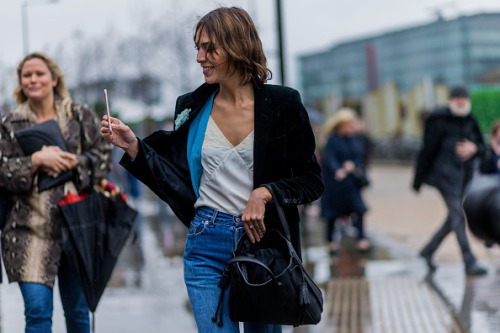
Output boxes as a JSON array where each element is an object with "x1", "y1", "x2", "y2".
[{"x1": 104, "y1": 89, "x2": 112, "y2": 134}]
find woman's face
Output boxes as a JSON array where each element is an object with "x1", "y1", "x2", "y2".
[
  {"x1": 195, "y1": 30, "x2": 230, "y2": 84},
  {"x1": 20, "y1": 58, "x2": 57, "y2": 103},
  {"x1": 338, "y1": 120, "x2": 356, "y2": 137}
]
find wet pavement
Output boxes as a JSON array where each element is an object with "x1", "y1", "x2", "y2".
[{"x1": 1, "y1": 163, "x2": 500, "y2": 332}]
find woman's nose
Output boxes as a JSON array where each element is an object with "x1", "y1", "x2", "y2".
[{"x1": 197, "y1": 49, "x2": 206, "y2": 63}]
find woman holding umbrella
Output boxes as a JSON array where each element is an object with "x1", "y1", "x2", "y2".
[
  {"x1": 0, "y1": 52, "x2": 112, "y2": 333},
  {"x1": 102, "y1": 6, "x2": 323, "y2": 332}
]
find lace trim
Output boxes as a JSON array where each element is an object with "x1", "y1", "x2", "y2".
[{"x1": 204, "y1": 117, "x2": 254, "y2": 150}]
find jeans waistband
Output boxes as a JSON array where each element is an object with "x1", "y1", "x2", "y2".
[{"x1": 195, "y1": 206, "x2": 243, "y2": 224}]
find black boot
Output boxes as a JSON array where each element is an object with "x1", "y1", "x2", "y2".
[
  {"x1": 465, "y1": 263, "x2": 487, "y2": 276},
  {"x1": 419, "y1": 250, "x2": 436, "y2": 272}
]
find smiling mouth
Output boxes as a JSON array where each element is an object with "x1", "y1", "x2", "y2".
[{"x1": 203, "y1": 66, "x2": 214, "y2": 74}]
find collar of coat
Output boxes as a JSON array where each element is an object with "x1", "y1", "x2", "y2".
[{"x1": 7, "y1": 97, "x2": 73, "y2": 124}]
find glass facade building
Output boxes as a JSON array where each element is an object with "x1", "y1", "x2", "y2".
[{"x1": 299, "y1": 13, "x2": 500, "y2": 105}]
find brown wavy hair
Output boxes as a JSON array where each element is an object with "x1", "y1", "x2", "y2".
[
  {"x1": 13, "y1": 52, "x2": 70, "y2": 105},
  {"x1": 194, "y1": 7, "x2": 272, "y2": 87}
]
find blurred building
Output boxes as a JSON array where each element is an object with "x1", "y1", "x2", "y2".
[{"x1": 299, "y1": 12, "x2": 500, "y2": 141}]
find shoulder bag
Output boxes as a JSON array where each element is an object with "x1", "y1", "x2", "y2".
[{"x1": 212, "y1": 188, "x2": 323, "y2": 327}]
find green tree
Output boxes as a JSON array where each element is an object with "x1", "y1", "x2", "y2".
[{"x1": 471, "y1": 89, "x2": 500, "y2": 133}]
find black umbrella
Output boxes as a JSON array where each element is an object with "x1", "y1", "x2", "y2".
[
  {"x1": 463, "y1": 174, "x2": 500, "y2": 245},
  {"x1": 58, "y1": 189, "x2": 138, "y2": 330}
]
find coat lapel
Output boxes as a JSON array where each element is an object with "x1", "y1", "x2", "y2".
[{"x1": 177, "y1": 84, "x2": 219, "y2": 131}]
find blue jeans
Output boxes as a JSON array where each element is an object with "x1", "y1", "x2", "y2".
[
  {"x1": 19, "y1": 256, "x2": 90, "y2": 333},
  {"x1": 184, "y1": 207, "x2": 282, "y2": 333}
]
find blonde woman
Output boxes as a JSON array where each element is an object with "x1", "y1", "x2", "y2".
[
  {"x1": 0, "y1": 52, "x2": 112, "y2": 332},
  {"x1": 320, "y1": 108, "x2": 369, "y2": 254}
]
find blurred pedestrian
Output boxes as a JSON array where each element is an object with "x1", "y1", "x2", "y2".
[
  {"x1": 413, "y1": 85, "x2": 487, "y2": 276},
  {"x1": 353, "y1": 119, "x2": 374, "y2": 181},
  {"x1": 320, "y1": 108, "x2": 370, "y2": 254},
  {"x1": 479, "y1": 120, "x2": 500, "y2": 174},
  {"x1": 101, "y1": 6, "x2": 323, "y2": 332},
  {"x1": 0, "y1": 52, "x2": 112, "y2": 332}
]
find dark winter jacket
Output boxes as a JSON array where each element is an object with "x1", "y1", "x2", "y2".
[
  {"x1": 121, "y1": 83, "x2": 323, "y2": 252},
  {"x1": 479, "y1": 146, "x2": 500, "y2": 174},
  {"x1": 413, "y1": 107, "x2": 485, "y2": 196},
  {"x1": 320, "y1": 134, "x2": 367, "y2": 219}
]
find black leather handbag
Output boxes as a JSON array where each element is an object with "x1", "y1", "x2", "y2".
[{"x1": 212, "y1": 189, "x2": 323, "y2": 327}]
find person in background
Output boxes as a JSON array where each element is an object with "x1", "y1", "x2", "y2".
[
  {"x1": 413, "y1": 85, "x2": 487, "y2": 276},
  {"x1": 101, "y1": 7, "x2": 323, "y2": 332},
  {"x1": 320, "y1": 108, "x2": 370, "y2": 255},
  {"x1": 0, "y1": 52, "x2": 112, "y2": 333},
  {"x1": 479, "y1": 120, "x2": 500, "y2": 175},
  {"x1": 353, "y1": 119, "x2": 374, "y2": 180}
]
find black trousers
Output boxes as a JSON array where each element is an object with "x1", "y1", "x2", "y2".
[{"x1": 421, "y1": 188, "x2": 476, "y2": 268}]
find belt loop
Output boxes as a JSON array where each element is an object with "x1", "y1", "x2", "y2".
[{"x1": 210, "y1": 209, "x2": 218, "y2": 226}]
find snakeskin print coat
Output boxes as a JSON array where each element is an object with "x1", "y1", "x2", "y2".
[{"x1": 0, "y1": 98, "x2": 112, "y2": 288}]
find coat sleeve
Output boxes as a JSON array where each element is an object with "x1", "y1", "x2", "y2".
[
  {"x1": 470, "y1": 118, "x2": 485, "y2": 158},
  {"x1": 261, "y1": 89, "x2": 324, "y2": 206},
  {"x1": 413, "y1": 116, "x2": 443, "y2": 191},
  {"x1": 0, "y1": 116, "x2": 34, "y2": 193},
  {"x1": 322, "y1": 136, "x2": 343, "y2": 174}
]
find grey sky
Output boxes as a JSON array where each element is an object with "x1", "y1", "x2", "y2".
[{"x1": 1, "y1": 0, "x2": 500, "y2": 87}]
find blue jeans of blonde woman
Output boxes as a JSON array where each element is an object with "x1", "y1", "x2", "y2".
[
  {"x1": 18, "y1": 256, "x2": 90, "y2": 333},
  {"x1": 184, "y1": 206, "x2": 282, "y2": 333}
]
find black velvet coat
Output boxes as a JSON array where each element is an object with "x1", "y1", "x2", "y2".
[
  {"x1": 121, "y1": 83, "x2": 323, "y2": 252},
  {"x1": 413, "y1": 107, "x2": 485, "y2": 196}
]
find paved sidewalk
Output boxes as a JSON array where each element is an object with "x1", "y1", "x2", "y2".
[
  {"x1": 327, "y1": 163, "x2": 500, "y2": 333},
  {"x1": 0, "y1": 163, "x2": 499, "y2": 332}
]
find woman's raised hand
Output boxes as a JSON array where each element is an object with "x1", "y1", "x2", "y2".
[{"x1": 101, "y1": 115, "x2": 139, "y2": 159}]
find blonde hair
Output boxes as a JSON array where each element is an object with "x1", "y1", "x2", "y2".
[
  {"x1": 324, "y1": 108, "x2": 358, "y2": 135},
  {"x1": 13, "y1": 52, "x2": 70, "y2": 105}
]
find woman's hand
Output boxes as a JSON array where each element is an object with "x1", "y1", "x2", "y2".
[
  {"x1": 242, "y1": 187, "x2": 272, "y2": 243},
  {"x1": 335, "y1": 160, "x2": 355, "y2": 181},
  {"x1": 31, "y1": 146, "x2": 77, "y2": 176},
  {"x1": 343, "y1": 160, "x2": 355, "y2": 173},
  {"x1": 335, "y1": 168, "x2": 347, "y2": 181},
  {"x1": 101, "y1": 115, "x2": 139, "y2": 159}
]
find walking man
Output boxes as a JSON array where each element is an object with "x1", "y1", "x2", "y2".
[{"x1": 413, "y1": 85, "x2": 487, "y2": 276}]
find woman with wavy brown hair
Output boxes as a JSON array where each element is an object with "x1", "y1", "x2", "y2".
[{"x1": 102, "y1": 6, "x2": 323, "y2": 332}]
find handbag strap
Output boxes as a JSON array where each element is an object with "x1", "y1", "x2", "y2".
[
  {"x1": 229, "y1": 256, "x2": 281, "y2": 284},
  {"x1": 267, "y1": 187, "x2": 292, "y2": 241}
]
